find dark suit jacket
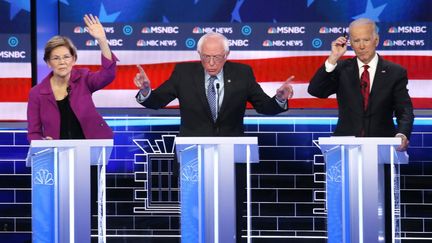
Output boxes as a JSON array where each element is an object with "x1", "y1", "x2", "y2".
[
  {"x1": 308, "y1": 56, "x2": 414, "y2": 138},
  {"x1": 139, "y1": 61, "x2": 287, "y2": 136}
]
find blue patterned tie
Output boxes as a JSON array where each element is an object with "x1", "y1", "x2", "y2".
[{"x1": 207, "y1": 76, "x2": 217, "y2": 121}]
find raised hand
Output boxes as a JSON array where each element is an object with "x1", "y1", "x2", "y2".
[
  {"x1": 83, "y1": 14, "x2": 106, "y2": 41},
  {"x1": 134, "y1": 65, "x2": 151, "y2": 96},
  {"x1": 275, "y1": 75, "x2": 294, "y2": 102},
  {"x1": 328, "y1": 35, "x2": 348, "y2": 65},
  {"x1": 83, "y1": 14, "x2": 112, "y2": 60}
]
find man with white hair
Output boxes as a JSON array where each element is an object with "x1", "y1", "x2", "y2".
[
  {"x1": 134, "y1": 32, "x2": 294, "y2": 136},
  {"x1": 308, "y1": 18, "x2": 414, "y2": 150},
  {"x1": 308, "y1": 18, "x2": 414, "y2": 242},
  {"x1": 134, "y1": 31, "x2": 295, "y2": 242}
]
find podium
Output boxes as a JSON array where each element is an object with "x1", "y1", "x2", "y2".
[
  {"x1": 26, "y1": 139, "x2": 113, "y2": 243},
  {"x1": 318, "y1": 137, "x2": 408, "y2": 243},
  {"x1": 175, "y1": 137, "x2": 259, "y2": 243}
]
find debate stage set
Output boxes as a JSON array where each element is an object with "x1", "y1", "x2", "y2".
[{"x1": 1, "y1": 0, "x2": 432, "y2": 242}]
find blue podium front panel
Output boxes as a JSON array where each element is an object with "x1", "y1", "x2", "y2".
[
  {"x1": 2, "y1": 117, "x2": 432, "y2": 242},
  {"x1": 324, "y1": 145, "x2": 344, "y2": 243},
  {"x1": 321, "y1": 138, "x2": 406, "y2": 243},
  {"x1": 178, "y1": 144, "x2": 200, "y2": 243},
  {"x1": 31, "y1": 149, "x2": 57, "y2": 243}
]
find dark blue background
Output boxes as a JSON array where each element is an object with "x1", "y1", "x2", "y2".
[{"x1": 57, "y1": 0, "x2": 432, "y2": 23}]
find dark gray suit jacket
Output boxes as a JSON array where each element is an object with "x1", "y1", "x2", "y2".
[
  {"x1": 308, "y1": 56, "x2": 414, "y2": 138},
  {"x1": 139, "y1": 61, "x2": 287, "y2": 136}
]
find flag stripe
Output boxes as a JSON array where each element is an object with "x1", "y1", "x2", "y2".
[{"x1": 0, "y1": 78, "x2": 31, "y2": 102}]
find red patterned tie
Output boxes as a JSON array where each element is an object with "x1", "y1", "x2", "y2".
[{"x1": 360, "y1": 65, "x2": 370, "y2": 110}]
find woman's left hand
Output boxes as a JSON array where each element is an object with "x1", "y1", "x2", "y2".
[{"x1": 83, "y1": 14, "x2": 106, "y2": 41}]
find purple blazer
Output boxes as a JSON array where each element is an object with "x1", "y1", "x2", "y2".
[{"x1": 27, "y1": 54, "x2": 118, "y2": 141}]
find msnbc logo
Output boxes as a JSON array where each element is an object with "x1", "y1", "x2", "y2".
[
  {"x1": 388, "y1": 27, "x2": 398, "y2": 33},
  {"x1": 141, "y1": 27, "x2": 151, "y2": 33},
  {"x1": 267, "y1": 27, "x2": 277, "y2": 34},
  {"x1": 267, "y1": 26, "x2": 305, "y2": 34},
  {"x1": 74, "y1": 26, "x2": 86, "y2": 33},
  {"x1": 388, "y1": 26, "x2": 427, "y2": 34}
]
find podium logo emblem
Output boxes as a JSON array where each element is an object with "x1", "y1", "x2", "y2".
[
  {"x1": 34, "y1": 169, "x2": 54, "y2": 185},
  {"x1": 182, "y1": 160, "x2": 198, "y2": 182},
  {"x1": 327, "y1": 161, "x2": 342, "y2": 182}
]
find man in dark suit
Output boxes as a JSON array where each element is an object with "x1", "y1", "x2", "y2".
[
  {"x1": 134, "y1": 32, "x2": 294, "y2": 136},
  {"x1": 308, "y1": 18, "x2": 414, "y2": 150},
  {"x1": 134, "y1": 32, "x2": 294, "y2": 242},
  {"x1": 308, "y1": 18, "x2": 415, "y2": 242}
]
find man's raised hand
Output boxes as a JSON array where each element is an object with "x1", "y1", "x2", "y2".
[{"x1": 134, "y1": 65, "x2": 151, "y2": 96}]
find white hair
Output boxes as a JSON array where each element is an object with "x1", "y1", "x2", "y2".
[
  {"x1": 349, "y1": 18, "x2": 379, "y2": 36},
  {"x1": 196, "y1": 32, "x2": 230, "y2": 53}
]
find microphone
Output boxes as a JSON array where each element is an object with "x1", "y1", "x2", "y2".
[
  {"x1": 66, "y1": 85, "x2": 72, "y2": 95},
  {"x1": 215, "y1": 83, "x2": 220, "y2": 116}
]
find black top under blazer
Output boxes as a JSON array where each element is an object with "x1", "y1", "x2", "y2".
[
  {"x1": 308, "y1": 56, "x2": 414, "y2": 138},
  {"x1": 139, "y1": 61, "x2": 287, "y2": 136}
]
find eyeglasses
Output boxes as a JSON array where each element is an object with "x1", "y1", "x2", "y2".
[
  {"x1": 50, "y1": 55, "x2": 73, "y2": 63},
  {"x1": 200, "y1": 54, "x2": 226, "y2": 63}
]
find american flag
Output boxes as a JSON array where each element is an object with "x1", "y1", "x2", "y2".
[
  {"x1": 1, "y1": 0, "x2": 431, "y2": 120},
  {"x1": 74, "y1": 49, "x2": 432, "y2": 108},
  {"x1": 1, "y1": 49, "x2": 431, "y2": 120}
]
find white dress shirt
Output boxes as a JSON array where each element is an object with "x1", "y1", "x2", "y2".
[{"x1": 325, "y1": 53, "x2": 379, "y2": 92}]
